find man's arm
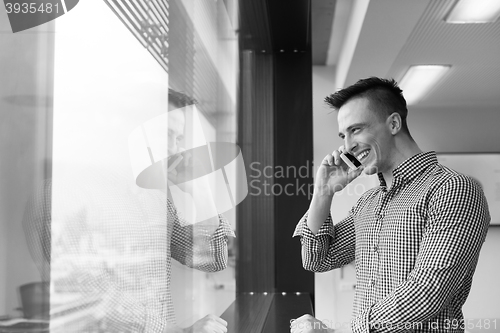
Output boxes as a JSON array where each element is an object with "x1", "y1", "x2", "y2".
[
  {"x1": 169, "y1": 200, "x2": 235, "y2": 272},
  {"x1": 351, "y1": 175, "x2": 490, "y2": 333},
  {"x1": 294, "y1": 208, "x2": 356, "y2": 272},
  {"x1": 167, "y1": 153, "x2": 235, "y2": 272},
  {"x1": 307, "y1": 190, "x2": 335, "y2": 235},
  {"x1": 293, "y1": 147, "x2": 365, "y2": 272}
]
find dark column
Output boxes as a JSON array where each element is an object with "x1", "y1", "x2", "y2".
[
  {"x1": 274, "y1": 52, "x2": 314, "y2": 294},
  {"x1": 236, "y1": 0, "x2": 314, "y2": 298},
  {"x1": 237, "y1": 51, "x2": 276, "y2": 292},
  {"x1": 236, "y1": 51, "x2": 314, "y2": 296}
]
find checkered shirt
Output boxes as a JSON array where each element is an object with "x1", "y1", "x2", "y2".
[
  {"x1": 23, "y1": 176, "x2": 235, "y2": 332},
  {"x1": 293, "y1": 151, "x2": 490, "y2": 333}
]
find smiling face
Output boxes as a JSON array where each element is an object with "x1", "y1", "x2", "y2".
[{"x1": 337, "y1": 96, "x2": 394, "y2": 175}]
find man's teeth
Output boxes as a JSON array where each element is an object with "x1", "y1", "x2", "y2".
[{"x1": 357, "y1": 150, "x2": 370, "y2": 160}]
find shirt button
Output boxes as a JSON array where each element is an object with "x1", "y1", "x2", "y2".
[
  {"x1": 372, "y1": 245, "x2": 378, "y2": 252},
  {"x1": 369, "y1": 279, "x2": 376, "y2": 287}
]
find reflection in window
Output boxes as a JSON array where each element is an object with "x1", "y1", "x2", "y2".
[{"x1": 1, "y1": 0, "x2": 239, "y2": 331}]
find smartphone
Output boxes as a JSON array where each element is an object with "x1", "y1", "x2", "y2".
[
  {"x1": 340, "y1": 152, "x2": 362, "y2": 170},
  {"x1": 167, "y1": 154, "x2": 184, "y2": 171}
]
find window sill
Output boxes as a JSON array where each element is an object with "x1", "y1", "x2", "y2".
[{"x1": 220, "y1": 292, "x2": 313, "y2": 333}]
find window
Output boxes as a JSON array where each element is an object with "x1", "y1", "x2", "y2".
[{"x1": 0, "y1": 0, "x2": 239, "y2": 331}]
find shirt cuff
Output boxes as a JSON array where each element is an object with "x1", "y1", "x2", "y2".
[
  {"x1": 192, "y1": 214, "x2": 235, "y2": 241},
  {"x1": 214, "y1": 214, "x2": 236, "y2": 238},
  {"x1": 292, "y1": 210, "x2": 335, "y2": 239}
]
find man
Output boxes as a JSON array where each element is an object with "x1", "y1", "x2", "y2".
[
  {"x1": 23, "y1": 90, "x2": 233, "y2": 333},
  {"x1": 291, "y1": 77, "x2": 490, "y2": 333}
]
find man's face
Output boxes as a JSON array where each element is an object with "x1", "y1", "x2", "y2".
[
  {"x1": 167, "y1": 107, "x2": 185, "y2": 156},
  {"x1": 337, "y1": 97, "x2": 392, "y2": 175}
]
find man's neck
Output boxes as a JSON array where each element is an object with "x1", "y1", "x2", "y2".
[{"x1": 381, "y1": 139, "x2": 422, "y2": 189}]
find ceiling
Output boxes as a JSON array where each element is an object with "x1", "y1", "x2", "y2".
[
  {"x1": 312, "y1": 0, "x2": 500, "y2": 109},
  {"x1": 2, "y1": 0, "x2": 500, "y2": 111}
]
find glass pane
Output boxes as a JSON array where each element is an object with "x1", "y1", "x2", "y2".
[
  {"x1": 0, "y1": 7, "x2": 54, "y2": 330},
  {"x1": 168, "y1": 0, "x2": 239, "y2": 328},
  {"x1": 1, "y1": 0, "x2": 239, "y2": 331}
]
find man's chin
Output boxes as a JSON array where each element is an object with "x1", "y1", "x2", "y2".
[{"x1": 362, "y1": 164, "x2": 378, "y2": 175}]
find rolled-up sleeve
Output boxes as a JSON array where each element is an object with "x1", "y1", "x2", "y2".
[
  {"x1": 171, "y1": 205, "x2": 235, "y2": 272},
  {"x1": 293, "y1": 210, "x2": 356, "y2": 272}
]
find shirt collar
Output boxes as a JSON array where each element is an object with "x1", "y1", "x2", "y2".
[{"x1": 377, "y1": 151, "x2": 438, "y2": 186}]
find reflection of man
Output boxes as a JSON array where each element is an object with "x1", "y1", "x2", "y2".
[
  {"x1": 292, "y1": 77, "x2": 490, "y2": 333},
  {"x1": 22, "y1": 90, "x2": 234, "y2": 333},
  {"x1": 165, "y1": 90, "x2": 219, "y2": 227},
  {"x1": 162, "y1": 90, "x2": 234, "y2": 333}
]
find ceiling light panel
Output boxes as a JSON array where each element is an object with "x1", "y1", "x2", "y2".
[
  {"x1": 446, "y1": 0, "x2": 500, "y2": 23},
  {"x1": 399, "y1": 65, "x2": 451, "y2": 105}
]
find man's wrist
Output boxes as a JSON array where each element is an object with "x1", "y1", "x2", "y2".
[
  {"x1": 312, "y1": 186, "x2": 335, "y2": 202},
  {"x1": 307, "y1": 190, "x2": 334, "y2": 235},
  {"x1": 314, "y1": 183, "x2": 337, "y2": 198}
]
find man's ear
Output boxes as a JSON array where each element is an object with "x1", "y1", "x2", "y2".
[{"x1": 386, "y1": 112, "x2": 402, "y2": 135}]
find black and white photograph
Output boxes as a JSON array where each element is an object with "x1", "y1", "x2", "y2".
[{"x1": 0, "y1": 0, "x2": 499, "y2": 332}]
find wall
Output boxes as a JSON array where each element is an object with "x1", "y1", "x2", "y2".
[
  {"x1": 409, "y1": 106, "x2": 500, "y2": 154},
  {"x1": 410, "y1": 106, "x2": 500, "y2": 322},
  {"x1": 312, "y1": 66, "x2": 500, "y2": 329}
]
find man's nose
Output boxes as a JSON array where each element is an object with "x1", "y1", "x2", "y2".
[{"x1": 344, "y1": 137, "x2": 357, "y2": 153}]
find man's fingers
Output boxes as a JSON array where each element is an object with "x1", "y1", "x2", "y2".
[
  {"x1": 332, "y1": 150, "x2": 341, "y2": 166},
  {"x1": 211, "y1": 323, "x2": 227, "y2": 333},
  {"x1": 205, "y1": 314, "x2": 227, "y2": 333},
  {"x1": 325, "y1": 147, "x2": 347, "y2": 166},
  {"x1": 167, "y1": 173, "x2": 177, "y2": 184},
  {"x1": 290, "y1": 314, "x2": 315, "y2": 333},
  {"x1": 213, "y1": 317, "x2": 227, "y2": 326},
  {"x1": 183, "y1": 151, "x2": 192, "y2": 167},
  {"x1": 207, "y1": 314, "x2": 227, "y2": 326},
  {"x1": 295, "y1": 314, "x2": 314, "y2": 321},
  {"x1": 348, "y1": 165, "x2": 364, "y2": 181},
  {"x1": 322, "y1": 154, "x2": 334, "y2": 166},
  {"x1": 210, "y1": 321, "x2": 227, "y2": 333},
  {"x1": 292, "y1": 313, "x2": 312, "y2": 325}
]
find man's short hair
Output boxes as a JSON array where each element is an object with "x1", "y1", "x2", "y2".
[
  {"x1": 168, "y1": 89, "x2": 197, "y2": 109},
  {"x1": 324, "y1": 77, "x2": 410, "y2": 135}
]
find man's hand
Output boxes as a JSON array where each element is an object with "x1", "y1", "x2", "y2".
[
  {"x1": 306, "y1": 145, "x2": 365, "y2": 235},
  {"x1": 166, "y1": 151, "x2": 219, "y2": 228},
  {"x1": 167, "y1": 151, "x2": 196, "y2": 194},
  {"x1": 314, "y1": 146, "x2": 364, "y2": 197},
  {"x1": 183, "y1": 314, "x2": 227, "y2": 333},
  {"x1": 290, "y1": 315, "x2": 334, "y2": 333}
]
